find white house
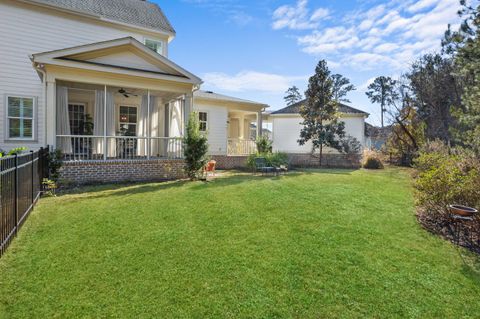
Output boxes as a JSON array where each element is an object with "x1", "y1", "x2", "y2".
[
  {"x1": 0, "y1": 0, "x2": 266, "y2": 182},
  {"x1": 268, "y1": 100, "x2": 369, "y2": 164}
]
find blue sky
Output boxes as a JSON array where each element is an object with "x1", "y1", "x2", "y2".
[{"x1": 158, "y1": 0, "x2": 464, "y2": 125}]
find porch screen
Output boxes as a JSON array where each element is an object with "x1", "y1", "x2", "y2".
[
  {"x1": 93, "y1": 90, "x2": 116, "y2": 157},
  {"x1": 137, "y1": 95, "x2": 159, "y2": 156},
  {"x1": 56, "y1": 86, "x2": 72, "y2": 153}
]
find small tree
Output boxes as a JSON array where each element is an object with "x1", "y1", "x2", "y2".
[
  {"x1": 255, "y1": 135, "x2": 272, "y2": 153},
  {"x1": 284, "y1": 86, "x2": 303, "y2": 106},
  {"x1": 366, "y1": 76, "x2": 398, "y2": 127},
  {"x1": 298, "y1": 60, "x2": 346, "y2": 166},
  {"x1": 183, "y1": 112, "x2": 209, "y2": 180}
]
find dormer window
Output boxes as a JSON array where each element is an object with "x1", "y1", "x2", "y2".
[{"x1": 145, "y1": 39, "x2": 164, "y2": 55}]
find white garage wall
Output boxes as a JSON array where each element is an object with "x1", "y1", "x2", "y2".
[
  {"x1": 271, "y1": 115, "x2": 366, "y2": 154},
  {"x1": 193, "y1": 102, "x2": 228, "y2": 155}
]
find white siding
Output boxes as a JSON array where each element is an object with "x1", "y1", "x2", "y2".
[
  {"x1": 272, "y1": 115, "x2": 366, "y2": 154},
  {"x1": 0, "y1": 0, "x2": 168, "y2": 150},
  {"x1": 193, "y1": 102, "x2": 228, "y2": 156}
]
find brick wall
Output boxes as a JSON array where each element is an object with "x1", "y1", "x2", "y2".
[
  {"x1": 211, "y1": 156, "x2": 248, "y2": 170},
  {"x1": 60, "y1": 159, "x2": 186, "y2": 185},
  {"x1": 287, "y1": 153, "x2": 362, "y2": 168}
]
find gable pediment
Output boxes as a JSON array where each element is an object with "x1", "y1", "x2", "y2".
[{"x1": 32, "y1": 37, "x2": 202, "y2": 84}]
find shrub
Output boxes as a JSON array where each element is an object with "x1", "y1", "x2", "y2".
[
  {"x1": 183, "y1": 112, "x2": 209, "y2": 180},
  {"x1": 48, "y1": 149, "x2": 63, "y2": 181},
  {"x1": 247, "y1": 152, "x2": 289, "y2": 169},
  {"x1": 362, "y1": 149, "x2": 384, "y2": 169},
  {"x1": 414, "y1": 147, "x2": 480, "y2": 216},
  {"x1": 256, "y1": 135, "x2": 273, "y2": 153}
]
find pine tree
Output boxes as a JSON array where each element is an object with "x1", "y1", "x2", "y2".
[
  {"x1": 331, "y1": 74, "x2": 356, "y2": 103},
  {"x1": 298, "y1": 60, "x2": 346, "y2": 166},
  {"x1": 365, "y1": 76, "x2": 398, "y2": 127},
  {"x1": 284, "y1": 86, "x2": 303, "y2": 106}
]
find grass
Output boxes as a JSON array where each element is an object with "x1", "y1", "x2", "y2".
[{"x1": 0, "y1": 168, "x2": 479, "y2": 318}]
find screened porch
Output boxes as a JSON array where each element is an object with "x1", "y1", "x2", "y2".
[{"x1": 55, "y1": 81, "x2": 186, "y2": 161}]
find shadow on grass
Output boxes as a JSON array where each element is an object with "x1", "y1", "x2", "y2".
[
  {"x1": 461, "y1": 252, "x2": 480, "y2": 284},
  {"x1": 55, "y1": 168, "x2": 359, "y2": 199}
]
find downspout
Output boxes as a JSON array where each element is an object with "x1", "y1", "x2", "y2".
[{"x1": 31, "y1": 60, "x2": 48, "y2": 147}]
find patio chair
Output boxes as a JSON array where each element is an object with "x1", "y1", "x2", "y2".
[
  {"x1": 254, "y1": 157, "x2": 277, "y2": 176},
  {"x1": 204, "y1": 160, "x2": 216, "y2": 179}
]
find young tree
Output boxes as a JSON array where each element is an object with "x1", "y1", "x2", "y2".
[
  {"x1": 284, "y1": 86, "x2": 303, "y2": 106},
  {"x1": 183, "y1": 112, "x2": 209, "y2": 180},
  {"x1": 365, "y1": 76, "x2": 398, "y2": 127},
  {"x1": 298, "y1": 60, "x2": 346, "y2": 166},
  {"x1": 331, "y1": 74, "x2": 356, "y2": 103}
]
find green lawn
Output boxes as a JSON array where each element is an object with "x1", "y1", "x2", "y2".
[{"x1": 0, "y1": 168, "x2": 479, "y2": 318}]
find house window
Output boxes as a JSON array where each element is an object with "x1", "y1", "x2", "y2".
[
  {"x1": 7, "y1": 96, "x2": 34, "y2": 139},
  {"x1": 198, "y1": 112, "x2": 208, "y2": 132},
  {"x1": 145, "y1": 39, "x2": 164, "y2": 55},
  {"x1": 119, "y1": 106, "x2": 137, "y2": 136},
  {"x1": 68, "y1": 104, "x2": 86, "y2": 135}
]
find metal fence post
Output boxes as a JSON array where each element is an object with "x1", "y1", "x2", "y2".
[
  {"x1": 30, "y1": 150, "x2": 34, "y2": 204},
  {"x1": 14, "y1": 154, "x2": 18, "y2": 236}
]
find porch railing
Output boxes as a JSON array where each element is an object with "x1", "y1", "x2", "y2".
[
  {"x1": 227, "y1": 139, "x2": 257, "y2": 156},
  {"x1": 56, "y1": 135, "x2": 183, "y2": 161}
]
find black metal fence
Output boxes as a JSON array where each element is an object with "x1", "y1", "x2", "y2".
[{"x1": 0, "y1": 148, "x2": 49, "y2": 257}]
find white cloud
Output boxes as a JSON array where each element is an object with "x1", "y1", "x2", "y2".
[
  {"x1": 203, "y1": 71, "x2": 306, "y2": 93},
  {"x1": 272, "y1": 0, "x2": 330, "y2": 30},
  {"x1": 274, "y1": 0, "x2": 463, "y2": 70}
]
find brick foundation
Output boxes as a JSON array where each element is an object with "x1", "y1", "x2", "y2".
[
  {"x1": 287, "y1": 153, "x2": 361, "y2": 168},
  {"x1": 211, "y1": 155, "x2": 248, "y2": 170},
  {"x1": 60, "y1": 159, "x2": 186, "y2": 185}
]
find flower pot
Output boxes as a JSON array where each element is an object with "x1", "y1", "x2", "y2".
[{"x1": 448, "y1": 204, "x2": 478, "y2": 217}]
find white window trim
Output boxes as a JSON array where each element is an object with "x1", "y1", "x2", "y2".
[
  {"x1": 143, "y1": 37, "x2": 166, "y2": 56},
  {"x1": 5, "y1": 94, "x2": 36, "y2": 141},
  {"x1": 198, "y1": 111, "x2": 208, "y2": 132},
  {"x1": 118, "y1": 104, "x2": 139, "y2": 135}
]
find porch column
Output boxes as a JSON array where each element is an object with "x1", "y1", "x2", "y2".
[
  {"x1": 257, "y1": 111, "x2": 263, "y2": 137},
  {"x1": 239, "y1": 114, "x2": 245, "y2": 139},
  {"x1": 45, "y1": 80, "x2": 56, "y2": 148},
  {"x1": 183, "y1": 92, "x2": 193, "y2": 136}
]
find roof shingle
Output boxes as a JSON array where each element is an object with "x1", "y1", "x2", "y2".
[
  {"x1": 26, "y1": 0, "x2": 175, "y2": 34},
  {"x1": 271, "y1": 99, "x2": 368, "y2": 115}
]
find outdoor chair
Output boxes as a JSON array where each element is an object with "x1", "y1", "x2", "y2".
[
  {"x1": 204, "y1": 160, "x2": 216, "y2": 179},
  {"x1": 254, "y1": 157, "x2": 277, "y2": 176}
]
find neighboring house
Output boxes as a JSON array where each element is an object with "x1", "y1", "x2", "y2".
[
  {"x1": 0, "y1": 0, "x2": 266, "y2": 183},
  {"x1": 268, "y1": 99, "x2": 369, "y2": 156},
  {"x1": 365, "y1": 123, "x2": 391, "y2": 150}
]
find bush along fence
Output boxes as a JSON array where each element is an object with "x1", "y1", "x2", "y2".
[{"x1": 0, "y1": 148, "x2": 49, "y2": 257}]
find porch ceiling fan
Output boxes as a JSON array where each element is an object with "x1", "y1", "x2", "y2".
[{"x1": 118, "y1": 88, "x2": 138, "y2": 98}]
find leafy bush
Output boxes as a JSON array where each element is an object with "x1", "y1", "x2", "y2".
[
  {"x1": 183, "y1": 112, "x2": 209, "y2": 180},
  {"x1": 414, "y1": 147, "x2": 480, "y2": 216},
  {"x1": 341, "y1": 135, "x2": 362, "y2": 154},
  {"x1": 256, "y1": 136, "x2": 273, "y2": 153},
  {"x1": 0, "y1": 147, "x2": 27, "y2": 157},
  {"x1": 247, "y1": 152, "x2": 289, "y2": 169},
  {"x1": 362, "y1": 149, "x2": 384, "y2": 169},
  {"x1": 48, "y1": 149, "x2": 63, "y2": 181}
]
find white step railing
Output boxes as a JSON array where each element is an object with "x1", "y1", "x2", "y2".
[
  {"x1": 56, "y1": 135, "x2": 183, "y2": 161},
  {"x1": 227, "y1": 138, "x2": 257, "y2": 156}
]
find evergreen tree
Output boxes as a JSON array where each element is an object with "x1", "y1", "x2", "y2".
[
  {"x1": 365, "y1": 76, "x2": 398, "y2": 127},
  {"x1": 183, "y1": 112, "x2": 209, "y2": 180},
  {"x1": 284, "y1": 86, "x2": 303, "y2": 106},
  {"x1": 331, "y1": 74, "x2": 356, "y2": 103},
  {"x1": 298, "y1": 60, "x2": 346, "y2": 166}
]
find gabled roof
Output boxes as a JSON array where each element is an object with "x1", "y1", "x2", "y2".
[
  {"x1": 22, "y1": 0, "x2": 175, "y2": 36},
  {"x1": 194, "y1": 91, "x2": 268, "y2": 108},
  {"x1": 271, "y1": 99, "x2": 369, "y2": 116},
  {"x1": 32, "y1": 37, "x2": 202, "y2": 85}
]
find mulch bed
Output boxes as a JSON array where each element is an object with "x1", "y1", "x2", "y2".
[{"x1": 417, "y1": 209, "x2": 480, "y2": 254}]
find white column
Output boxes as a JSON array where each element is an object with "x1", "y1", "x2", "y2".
[
  {"x1": 183, "y1": 92, "x2": 193, "y2": 136},
  {"x1": 147, "y1": 90, "x2": 151, "y2": 160},
  {"x1": 103, "y1": 85, "x2": 107, "y2": 160},
  {"x1": 239, "y1": 114, "x2": 245, "y2": 140},
  {"x1": 45, "y1": 80, "x2": 56, "y2": 148},
  {"x1": 257, "y1": 111, "x2": 263, "y2": 138}
]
